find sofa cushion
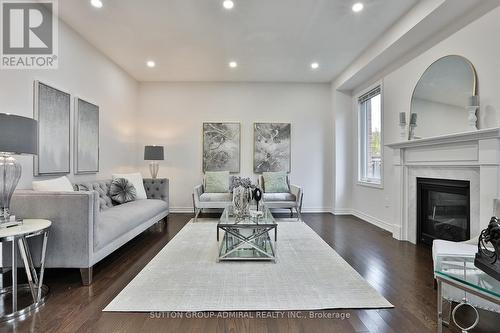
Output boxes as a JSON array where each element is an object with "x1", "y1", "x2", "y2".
[
  {"x1": 200, "y1": 192, "x2": 232, "y2": 202},
  {"x1": 262, "y1": 172, "x2": 289, "y2": 193},
  {"x1": 263, "y1": 192, "x2": 296, "y2": 202},
  {"x1": 204, "y1": 171, "x2": 230, "y2": 193},
  {"x1": 32, "y1": 176, "x2": 74, "y2": 192},
  {"x1": 95, "y1": 199, "x2": 168, "y2": 250},
  {"x1": 74, "y1": 180, "x2": 114, "y2": 211}
]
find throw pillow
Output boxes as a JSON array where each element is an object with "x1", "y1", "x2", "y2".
[
  {"x1": 112, "y1": 172, "x2": 147, "y2": 199},
  {"x1": 110, "y1": 178, "x2": 137, "y2": 204},
  {"x1": 262, "y1": 172, "x2": 289, "y2": 193},
  {"x1": 32, "y1": 176, "x2": 74, "y2": 192},
  {"x1": 205, "y1": 171, "x2": 230, "y2": 193}
]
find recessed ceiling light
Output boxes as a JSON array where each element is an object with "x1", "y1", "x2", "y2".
[
  {"x1": 223, "y1": 0, "x2": 234, "y2": 10},
  {"x1": 229, "y1": 61, "x2": 238, "y2": 68},
  {"x1": 352, "y1": 2, "x2": 364, "y2": 13},
  {"x1": 310, "y1": 62, "x2": 319, "y2": 70},
  {"x1": 90, "y1": 0, "x2": 103, "y2": 8},
  {"x1": 146, "y1": 60, "x2": 156, "y2": 68}
]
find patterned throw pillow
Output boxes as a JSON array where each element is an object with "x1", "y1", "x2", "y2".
[
  {"x1": 262, "y1": 172, "x2": 289, "y2": 193},
  {"x1": 110, "y1": 178, "x2": 137, "y2": 204}
]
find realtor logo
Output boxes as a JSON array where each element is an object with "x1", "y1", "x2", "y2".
[{"x1": 1, "y1": 0, "x2": 58, "y2": 69}]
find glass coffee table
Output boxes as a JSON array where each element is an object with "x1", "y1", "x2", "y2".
[
  {"x1": 217, "y1": 205, "x2": 277, "y2": 262},
  {"x1": 435, "y1": 255, "x2": 500, "y2": 333}
]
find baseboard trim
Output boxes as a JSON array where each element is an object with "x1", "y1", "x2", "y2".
[
  {"x1": 170, "y1": 207, "x2": 333, "y2": 214},
  {"x1": 174, "y1": 205, "x2": 396, "y2": 235},
  {"x1": 170, "y1": 207, "x2": 195, "y2": 213},
  {"x1": 333, "y1": 208, "x2": 395, "y2": 234},
  {"x1": 331, "y1": 208, "x2": 352, "y2": 215}
]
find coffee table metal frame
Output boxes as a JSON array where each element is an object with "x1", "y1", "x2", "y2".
[
  {"x1": 0, "y1": 220, "x2": 51, "y2": 322},
  {"x1": 217, "y1": 207, "x2": 277, "y2": 262},
  {"x1": 435, "y1": 255, "x2": 500, "y2": 333}
]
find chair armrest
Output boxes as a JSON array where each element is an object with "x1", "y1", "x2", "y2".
[
  {"x1": 258, "y1": 175, "x2": 264, "y2": 190},
  {"x1": 290, "y1": 184, "x2": 303, "y2": 208},
  {"x1": 494, "y1": 198, "x2": 500, "y2": 216},
  {"x1": 143, "y1": 178, "x2": 169, "y2": 204},
  {"x1": 193, "y1": 184, "x2": 203, "y2": 207},
  {"x1": 7, "y1": 190, "x2": 98, "y2": 268}
]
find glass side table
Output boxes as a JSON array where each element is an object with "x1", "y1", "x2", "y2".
[
  {"x1": 435, "y1": 255, "x2": 500, "y2": 333},
  {"x1": 0, "y1": 219, "x2": 51, "y2": 322}
]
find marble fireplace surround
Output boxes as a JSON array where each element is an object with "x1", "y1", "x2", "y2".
[{"x1": 387, "y1": 128, "x2": 500, "y2": 244}]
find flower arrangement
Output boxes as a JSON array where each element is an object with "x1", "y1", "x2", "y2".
[{"x1": 230, "y1": 176, "x2": 256, "y2": 191}]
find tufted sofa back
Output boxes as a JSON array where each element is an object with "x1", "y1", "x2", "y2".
[
  {"x1": 73, "y1": 178, "x2": 169, "y2": 212},
  {"x1": 143, "y1": 178, "x2": 168, "y2": 201},
  {"x1": 74, "y1": 180, "x2": 114, "y2": 211}
]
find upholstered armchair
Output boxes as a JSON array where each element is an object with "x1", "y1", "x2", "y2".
[
  {"x1": 192, "y1": 174, "x2": 233, "y2": 221},
  {"x1": 258, "y1": 175, "x2": 303, "y2": 220}
]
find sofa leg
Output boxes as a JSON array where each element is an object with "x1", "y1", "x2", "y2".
[{"x1": 80, "y1": 267, "x2": 93, "y2": 286}]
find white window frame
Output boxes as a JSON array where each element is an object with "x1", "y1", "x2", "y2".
[{"x1": 356, "y1": 83, "x2": 384, "y2": 189}]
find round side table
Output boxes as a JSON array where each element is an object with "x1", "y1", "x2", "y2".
[{"x1": 0, "y1": 219, "x2": 51, "y2": 322}]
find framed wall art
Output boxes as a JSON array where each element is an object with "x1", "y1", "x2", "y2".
[
  {"x1": 33, "y1": 81, "x2": 71, "y2": 175},
  {"x1": 203, "y1": 122, "x2": 240, "y2": 173}
]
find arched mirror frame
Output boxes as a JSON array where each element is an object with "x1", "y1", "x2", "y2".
[{"x1": 408, "y1": 55, "x2": 478, "y2": 140}]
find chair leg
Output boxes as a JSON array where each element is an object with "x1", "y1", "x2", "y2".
[
  {"x1": 192, "y1": 194, "x2": 196, "y2": 215},
  {"x1": 194, "y1": 208, "x2": 201, "y2": 222},
  {"x1": 289, "y1": 208, "x2": 293, "y2": 218},
  {"x1": 80, "y1": 267, "x2": 93, "y2": 286},
  {"x1": 296, "y1": 207, "x2": 301, "y2": 221}
]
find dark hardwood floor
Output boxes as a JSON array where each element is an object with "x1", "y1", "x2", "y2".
[{"x1": 1, "y1": 213, "x2": 450, "y2": 333}]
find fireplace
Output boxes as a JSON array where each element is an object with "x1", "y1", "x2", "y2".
[{"x1": 417, "y1": 178, "x2": 470, "y2": 245}]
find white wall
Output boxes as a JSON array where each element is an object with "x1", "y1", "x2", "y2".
[
  {"x1": 331, "y1": 88, "x2": 353, "y2": 213},
  {"x1": 335, "y1": 6, "x2": 500, "y2": 234},
  {"x1": 137, "y1": 82, "x2": 333, "y2": 212},
  {"x1": 0, "y1": 20, "x2": 140, "y2": 189}
]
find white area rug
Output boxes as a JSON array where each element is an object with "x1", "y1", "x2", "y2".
[{"x1": 104, "y1": 219, "x2": 392, "y2": 312}]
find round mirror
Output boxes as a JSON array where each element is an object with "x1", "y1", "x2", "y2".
[{"x1": 409, "y1": 55, "x2": 477, "y2": 139}]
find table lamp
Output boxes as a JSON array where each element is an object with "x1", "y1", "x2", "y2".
[
  {"x1": 144, "y1": 145, "x2": 164, "y2": 179},
  {"x1": 0, "y1": 113, "x2": 37, "y2": 228}
]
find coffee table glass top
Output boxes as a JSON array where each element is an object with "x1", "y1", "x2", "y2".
[
  {"x1": 219, "y1": 205, "x2": 276, "y2": 226},
  {"x1": 435, "y1": 255, "x2": 500, "y2": 299}
]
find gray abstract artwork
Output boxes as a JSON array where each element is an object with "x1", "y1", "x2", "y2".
[
  {"x1": 203, "y1": 123, "x2": 240, "y2": 173},
  {"x1": 75, "y1": 98, "x2": 99, "y2": 174},
  {"x1": 34, "y1": 81, "x2": 71, "y2": 175},
  {"x1": 254, "y1": 123, "x2": 291, "y2": 173}
]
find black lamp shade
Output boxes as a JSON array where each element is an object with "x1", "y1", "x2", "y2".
[
  {"x1": 0, "y1": 113, "x2": 37, "y2": 155},
  {"x1": 144, "y1": 145, "x2": 164, "y2": 160}
]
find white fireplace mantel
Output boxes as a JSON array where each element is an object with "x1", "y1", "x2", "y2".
[
  {"x1": 387, "y1": 128, "x2": 500, "y2": 150},
  {"x1": 386, "y1": 128, "x2": 500, "y2": 243}
]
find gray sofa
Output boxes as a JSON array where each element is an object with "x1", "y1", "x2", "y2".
[{"x1": 8, "y1": 178, "x2": 169, "y2": 285}]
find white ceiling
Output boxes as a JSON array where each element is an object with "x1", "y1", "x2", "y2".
[{"x1": 58, "y1": 0, "x2": 418, "y2": 82}]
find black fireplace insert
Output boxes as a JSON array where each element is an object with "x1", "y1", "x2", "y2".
[{"x1": 417, "y1": 178, "x2": 470, "y2": 245}]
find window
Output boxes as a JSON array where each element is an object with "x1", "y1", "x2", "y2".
[{"x1": 358, "y1": 86, "x2": 382, "y2": 186}]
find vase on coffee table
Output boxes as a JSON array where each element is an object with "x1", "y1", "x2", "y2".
[{"x1": 233, "y1": 185, "x2": 251, "y2": 219}]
